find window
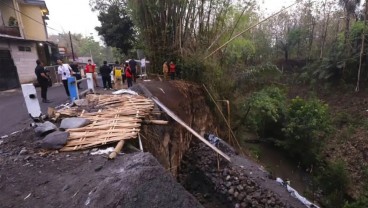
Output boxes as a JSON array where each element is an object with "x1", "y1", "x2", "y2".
[{"x1": 18, "y1": 46, "x2": 31, "y2": 52}]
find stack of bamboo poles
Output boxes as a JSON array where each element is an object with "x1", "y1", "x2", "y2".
[{"x1": 60, "y1": 94, "x2": 154, "y2": 153}]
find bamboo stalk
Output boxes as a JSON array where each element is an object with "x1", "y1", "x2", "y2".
[{"x1": 108, "y1": 140, "x2": 125, "y2": 159}]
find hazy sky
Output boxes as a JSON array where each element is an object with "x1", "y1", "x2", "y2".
[
  {"x1": 45, "y1": 0, "x2": 295, "y2": 39},
  {"x1": 45, "y1": 0, "x2": 101, "y2": 39}
]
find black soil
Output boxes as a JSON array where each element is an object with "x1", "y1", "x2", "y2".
[{"x1": 0, "y1": 129, "x2": 202, "y2": 208}]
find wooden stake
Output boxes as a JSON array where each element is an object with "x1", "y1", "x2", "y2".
[{"x1": 108, "y1": 140, "x2": 125, "y2": 159}]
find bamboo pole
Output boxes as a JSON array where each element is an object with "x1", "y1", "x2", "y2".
[
  {"x1": 204, "y1": 1, "x2": 299, "y2": 60},
  {"x1": 108, "y1": 140, "x2": 125, "y2": 159},
  {"x1": 203, "y1": 84, "x2": 244, "y2": 155},
  {"x1": 152, "y1": 97, "x2": 231, "y2": 161}
]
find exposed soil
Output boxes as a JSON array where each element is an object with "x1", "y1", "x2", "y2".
[{"x1": 0, "y1": 128, "x2": 202, "y2": 208}]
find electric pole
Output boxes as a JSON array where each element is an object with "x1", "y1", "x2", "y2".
[{"x1": 69, "y1": 31, "x2": 75, "y2": 61}]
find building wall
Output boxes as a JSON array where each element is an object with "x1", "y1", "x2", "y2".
[
  {"x1": 0, "y1": 0, "x2": 17, "y2": 26},
  {"x1": 19, "y1": 4, "x2": 46, "y2": 41},
  {"x1": 9, "y1": 41, "x2": 38, "y2": 83}
]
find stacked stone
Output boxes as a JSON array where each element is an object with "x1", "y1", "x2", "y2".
[{"x1": 185, "y1": 143, "x2": 296, "y2": 208}]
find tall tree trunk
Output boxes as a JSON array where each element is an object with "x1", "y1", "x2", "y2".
[{"x1": 355, "y1": 0, "x2": 368, "y2": 92}]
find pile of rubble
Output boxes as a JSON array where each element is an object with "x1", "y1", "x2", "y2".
[{"x1": 180, "y1": 141, "x2": 305, "y2": 208}]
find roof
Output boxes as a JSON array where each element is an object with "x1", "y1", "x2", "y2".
[{"x1": 20, "y1": 0, "x2": 49, "y2": 15}]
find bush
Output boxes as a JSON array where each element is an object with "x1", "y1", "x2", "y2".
[
  {"x1": 280, "y1": 97, "x2": 330, "y2": 166},
  {"x1": 318, "y1": 160, "x2": 349, "y2": 208},
  {"x1": 245, "y1": 87, "x2": 286, "y2": 137}
]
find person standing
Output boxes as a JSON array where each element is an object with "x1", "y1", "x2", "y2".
[
  {"x1": 128, "y1": 58, "x2": 137, "y2": 83},
  {"x1": 35, "y1": 60, "x2": 51, "y2": 103},
  {"x1": 122, "y1": 62, "x2": 127, "y2": 84},
  {"x1": 163, "y1": 61, "x2": 169, "y2": 80},
  {"x1": 113, "y1": 61, "x2": 123, "y2": 90},
  {"x1": 141, "y1": 57, "x2": 146, "y2": 79},
  {"x1": 57, "y1": 59, "x2": 72, "y2": 97},
  {"x1": 125, "y1": 63, "x2": 133, "y2": 88},
  {"x1": 100, "y1": 61, "x2": 112, "y2": 90},
  {"x1": 85, "y1": 59, "x2": 99, "y2": 87},
  {"x1": 70, "y1": 61, "x2": 82, "y2": 89},
  {"x1": 169, "y1": 61, "x2": 176, "y2": 80}
]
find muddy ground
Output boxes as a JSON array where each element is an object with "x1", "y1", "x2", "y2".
[{"x1": 1, "y1": 79, "x2": 308, "y2": 207}]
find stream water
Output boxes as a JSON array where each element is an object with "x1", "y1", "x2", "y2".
[{"x1": 243, "y1": 143, "x2": 311, "y2": 195}]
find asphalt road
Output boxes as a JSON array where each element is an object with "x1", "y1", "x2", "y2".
[{"x1": 0, "y1": 82, "x2": 86, "y2": 137}]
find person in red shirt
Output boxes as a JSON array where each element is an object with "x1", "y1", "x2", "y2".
[
  {"x1": 125, "y1": 63, "x2": 133, "y2": 88},
  {"x1": 85, "y1": 59, "x2": 99, "y2": 87},
  {"x1": 169, "y1": 61, "x2": 176, "y2": 80}
]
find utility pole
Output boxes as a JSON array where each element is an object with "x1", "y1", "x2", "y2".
[{"x1": 69, "y1": 31, "x2": 75, "y2": 61}]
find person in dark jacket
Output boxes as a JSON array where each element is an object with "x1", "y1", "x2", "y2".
[
  {"x1": 100, "y1": 61, "x2": 112, "y2": 90},
  {"x1": 35, "y1": 60, "x2": 51, "y2": 103},
  {"x1": 70, "y1": 61, "x2": 82, "y2": 89},
  {"x1": 128, "y1": 59, "x2": 137, "y2": 83}
]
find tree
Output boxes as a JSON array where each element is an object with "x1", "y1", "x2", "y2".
[
  {"x1": 339, "y1": 0, "x2": 361, "y2": 49},
  {"x1": 94, "y1": 2, "x2": 135, "y2": 55}
]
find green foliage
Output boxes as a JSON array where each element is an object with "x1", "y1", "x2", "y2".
[
  {"x1": 245, "y1": 87, "x2": 286, "y2": 137},
  {"x1": 237, "y1": 63, "x2": 282, "y2": 87},
  {"x1": 95, "y1": 3, "x2": 135, "y2": 55},
  {"x1": 280, "y1": 97, "x2": 330, "y2": 166},
  {"x1": 350, "y1": 21, "x2": 368, "y2": 41},
  {"x1": 318, "y1": 160, "x2": 349, "y2": 208},
  {"x1": 179, "y1": 57, "x2": 206, "y2": 83}
]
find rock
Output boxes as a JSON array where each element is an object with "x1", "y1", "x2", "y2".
[
  {"x1": 95, "y1": 165, "x2": 103, "y2": 172},
  {"x1": 24, "y1": 156, "x2": 32, "y2": 160},
  {"x1": 237, "y1": 193, "x2": 245, "y2": 201},
  {"x1": 38, "y1": 131, "x2": 69, "y2": 150},
  {"x1": 235, "y1": 203, "x2": 240, "y2": 208},
  {"x1": 226, "y1": 182, "x2": 232, "y2": 187},
  {"x1": 228, "y1": 188, "x2": 235, "y2": 195},
  {"x1": 34, "y1": 121, "x2": 57, "y2": 136},
  {"x1": 226, "y1": 175, "x2": 231, "y2": 181},
  {"x1": 233, "y1": 191, "x2": 239, "y2": 198},
  {"x1": 222, "y1": 168, "x2": 229, "y2": 176},
  {"x1": 237, "y1": 185, "x2": 244, "y2": 191},
  {"x1": 62, "y1": 184, "x2": 70, "y2": 191},
  {"x1": 60, "y1": 118, "x2": 91, "y2": 129},
  {"x1": 19, "y1": 148, "x2": 28, "y2": 155},
  {"x1": 240, "y1": 202, "x2": 247, "y2": 208}
]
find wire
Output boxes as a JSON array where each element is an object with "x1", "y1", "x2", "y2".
[
  {"x1": 204, "y1": 1, "x2": 303, "y2": 59},
  {"x1": 0, "y1": 1, "x2": 61, "y2": 33}
]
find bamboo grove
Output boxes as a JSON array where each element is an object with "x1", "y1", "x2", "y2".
[{"x1": 90, "y1": 0, "x2": 368, "y2": 89}]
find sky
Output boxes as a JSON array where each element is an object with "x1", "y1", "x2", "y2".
[
  {"x1": 45, "y1": 0, "x2": 295, "y2": 40},
  {"x1": 45, "y1": 0, "x2": 101, "y2": 39}
]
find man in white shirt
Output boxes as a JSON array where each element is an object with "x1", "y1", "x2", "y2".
[
  {"x1": 57, "y1": 59, "x2": 73, "y2": 97},
  {"x1": 140, "y1": 57, "x2": 146, "y2": 79}
]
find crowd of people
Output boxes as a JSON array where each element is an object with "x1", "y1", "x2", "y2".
[{"x1": 34, "y1": 58, "x2": 182, "y2": 103}]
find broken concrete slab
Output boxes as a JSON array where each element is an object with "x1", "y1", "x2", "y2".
[
  {"x1": 38, "y1": 131, "x2": 69, "y2": 150},
  {"x1": 60, "y1": 118, "x2": 91, "y2": 129},
  {"x1": 34, "y1": 121, "x2": 57, "y2": 137}
]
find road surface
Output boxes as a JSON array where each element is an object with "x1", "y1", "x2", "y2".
[{"x1": 0, "y1": 83, "x2": 85, "y2": 137}]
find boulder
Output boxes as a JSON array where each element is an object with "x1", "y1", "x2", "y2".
[
  {"x1": 38, "y1": 131, "x2": 69, "y2": 150},
  {"x1": 34, "y1": 121, "x2": 57, "y2": 136},
  {"x1": 60, "y1": 118, "x2": 91, "y2": 129}
]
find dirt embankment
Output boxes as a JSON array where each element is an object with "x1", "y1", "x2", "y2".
[
  {"x1": 0, "y1": 129, "x2": 202, "y2": 208},
  {"x1": 288, "y1": 84, "x2": 368, "y2": 199},
  {"x1": 137, "y1": 80, "x2": 305, "y2": 207}
]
